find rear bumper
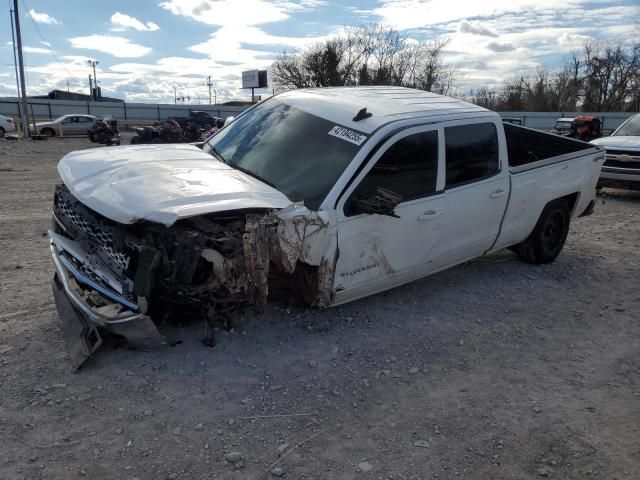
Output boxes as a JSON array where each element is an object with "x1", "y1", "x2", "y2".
[{"x1": 51, "y1": 243, "x2": 164, "y2": 369}]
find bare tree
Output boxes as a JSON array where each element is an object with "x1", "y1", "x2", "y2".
[
  {"x1": 468, "y1": 38, "x2": 639, "y2": 112},
  {"x1": 582, "y1": 40, "x2": 640, "y2": 111},
  {"x1": 271, "y1": 24, "x2": 460, "y2": 94}
]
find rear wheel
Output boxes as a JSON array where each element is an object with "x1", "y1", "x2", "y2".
[
  {"x1": 514, "y1": 199, "x2": 570, "y2": 264},
  {"x1": 0, "y1": 126, "x2": 5, "y2": 137},
  {"x1": 151, "y1": 137, "x2": 165, "y2": 144},
  {"x1": 41, "y1": 128, "x2": 55, "y2": 137},
  {"x1": 130, "y1": 136, "x2": 140, "y2": 144}
]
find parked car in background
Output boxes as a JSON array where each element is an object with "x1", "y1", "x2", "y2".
[
  {"x1": 552, "y1": 117, "x2": 574, "y2": 136},
  {"x1": 48, "y1": 86, "x2": 605, "y2": 367},
  {"x1": 0, "y1": 114, "x2": 16, "y2": 136},
  {"x1": 591, "y1": 113, "x2": 640, "y2": 190},
  {"x1": 35, "y1": 114, "x2": 99, "y2": 136}
]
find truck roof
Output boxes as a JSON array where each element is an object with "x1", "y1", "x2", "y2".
[{"x1": 276, "y1": 86, "x2": 492, "y2": 134}]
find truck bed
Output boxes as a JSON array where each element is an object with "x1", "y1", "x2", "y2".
[
  {"x1": 491, "y1": 126, "x2": 605, "y2": 252},
  {"x1": 504, "y1": 123, "x2": 595, "y2": 170}
]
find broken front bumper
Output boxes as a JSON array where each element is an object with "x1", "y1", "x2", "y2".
[{"x1": 50, "y1": 244, "x2": 164, "y2": 369}]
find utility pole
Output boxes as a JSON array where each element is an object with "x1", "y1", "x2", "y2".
[
  {"x1": 173, "y1": 86, "x2": 177, "y2": 104},
  {"x1": 9, "y1": 9, "x2": 21, "y2": 99},
  {"x1": 88, "y1": 74, "x2": 93, "y2": 97},
  {"x1": 87, "y1": 60, "x2": 99, "y2": 100},
  {"x1": 207, "y1": 76, "x2": 213, "y2": 105},
  {"x1": 13, "y1": 0, "x2": 30, "y2": 140}
]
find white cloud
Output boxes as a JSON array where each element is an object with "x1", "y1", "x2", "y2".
[
  {"x1": 486, "y1": 41, "x2": 515, "y2": 52},
  {"x1": 188, "y1": 25, "x2": 323, "y2": 61},
  {"x1": 458, "y1": 20, "x2": 498, "y2": 37},
  {"x1": 373, "y1": 0, "x2": 590, "y2": 29},
  {"x1": 68, "y1": 35, "x2": 152, "y2": 58},
  {"x1": 28, "y1": 9, "x2": 61, "y2": 25},
  {"x1": 110, "y1": 12, "x2": 160, "y2": 32},
  {"x1": 23, "y1": 46, "x2": 51, "y2": 54},
  {"x1": 160, "y1": 0, "x2": 324, "y2": 26}
]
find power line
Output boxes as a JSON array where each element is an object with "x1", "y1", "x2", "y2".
[{"x1": 20, "y1": 0, "x2": 74, "y2": 79}]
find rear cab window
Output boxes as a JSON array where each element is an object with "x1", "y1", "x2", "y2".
[{"x1": 445, "y1": 123, "x2": 499, "y2": 188}]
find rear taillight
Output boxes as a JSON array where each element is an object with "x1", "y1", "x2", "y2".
[{"x1": 6, "y1": 118, "x2": 13, "y2": 123}]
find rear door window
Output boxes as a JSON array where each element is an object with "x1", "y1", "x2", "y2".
[{"x1": 445, "y1": 123, "x2": 499, "y2": 188}]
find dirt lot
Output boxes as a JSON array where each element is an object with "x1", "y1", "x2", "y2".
[{"x1": 1, "y1": 136, "x2": 639, "y2": 480}]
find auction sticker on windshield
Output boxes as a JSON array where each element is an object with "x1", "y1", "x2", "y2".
[{"x1": 328, "y1": 126, "x2": 367, "y2": 146}]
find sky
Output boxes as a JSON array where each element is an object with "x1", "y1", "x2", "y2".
[{"x1": 1, "y1": 0, "x2": 639, "y2": 104}]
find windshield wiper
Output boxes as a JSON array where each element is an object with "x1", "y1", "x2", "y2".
[
  {"x1": 205, "y1": 145, "x2": 277, "y2": 189},
  {"x1": 209, "y1": 146, "x2": 227, "y2": 163},
  {"x1": 231, "y1": 164, "x2": 277, "y2": 189}
]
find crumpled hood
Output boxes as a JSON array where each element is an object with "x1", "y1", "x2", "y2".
[
  {"x1": 591, "y1": 136, "x2": 640, "y2": 151},
  {"x1": 58, "y1": 143, "x2": 291, "y2": 226}
]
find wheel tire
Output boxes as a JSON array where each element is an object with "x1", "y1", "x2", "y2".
[
  {"x1": 0, "y1": 126, "x2": 5, "y2": 137},
  {"x1": 130, "y1": 136, "x2": 140, "y2": 145},
  {"x1": 514, "y1": 199, "x2": 570, "y2": 264},
  {"x1": 151, "y1": 137, "x2": 165, "y2": 144},
  {"x1": 42, "y1": 128, "x2": 55, "y2": 137},
  {"x1": 89, "y1": 133, "x2": 97, "y2": 143}
]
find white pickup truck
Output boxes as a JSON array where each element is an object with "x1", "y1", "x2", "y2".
[
  {"x1": 49, "y1": 87, "x2": 605, "y2": 367},
  {"x1": 591, "y1": 113, "x2": 640, "y2": 190}
]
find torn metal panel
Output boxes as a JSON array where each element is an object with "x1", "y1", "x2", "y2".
[
  {"x1": 271, "y1": 204, "x2": 332, "y2": 271},
  {"x1": 242, "y1": 214, "x2": 274, "y2": 307}
]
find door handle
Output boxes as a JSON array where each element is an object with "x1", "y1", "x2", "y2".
[
  {"x1": 490, "y1": 189, "x2": 507, "y2": 199},
  {"x1": 418, "y1": 210, "x2": 442, "y2": 221}
]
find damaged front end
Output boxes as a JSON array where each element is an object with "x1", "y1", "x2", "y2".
[{"x1": 49, "y1": 183, "x2": 335, "y2": 368}]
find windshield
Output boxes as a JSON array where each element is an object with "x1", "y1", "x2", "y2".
[
  {"x1": 555, "y1": 120, "x2": 572, "y2": 130},
  {"x1": 203, "y1": 98, "x2": 364, "y2": 210},
  {"x1": 613, "y1": 115, "x2": 640, "y2": 136}
]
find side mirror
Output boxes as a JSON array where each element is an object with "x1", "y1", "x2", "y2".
[{"x1": 351, "y1": 187, "x2": 402, "y2": 218}]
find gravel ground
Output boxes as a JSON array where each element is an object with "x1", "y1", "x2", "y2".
[{"x1": 1, "y1": 136, "x2": 639, "y2": 480}]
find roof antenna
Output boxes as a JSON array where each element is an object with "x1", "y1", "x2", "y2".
[{"x1": 353, "y1": 108, "x2": 372, "y2": 122}]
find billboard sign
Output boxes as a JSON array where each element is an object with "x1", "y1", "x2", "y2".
[{"x1": 242, "y1": 70, "x2": 268, "y2": 89}]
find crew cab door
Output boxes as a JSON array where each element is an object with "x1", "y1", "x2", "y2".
[
  {"x1": 333, "y1": 126, "x2": 444, "y2": 303},
  {"x1": 435, "y1": 120, "x2": 509, "y2": 265}
]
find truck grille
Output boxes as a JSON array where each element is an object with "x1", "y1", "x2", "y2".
[
  {"x1": 53, "y1": 184, "x2": 133, "y2": 276},
  {"x1": 604, "y1": 149, "x2": 640, "y2": 169}
]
